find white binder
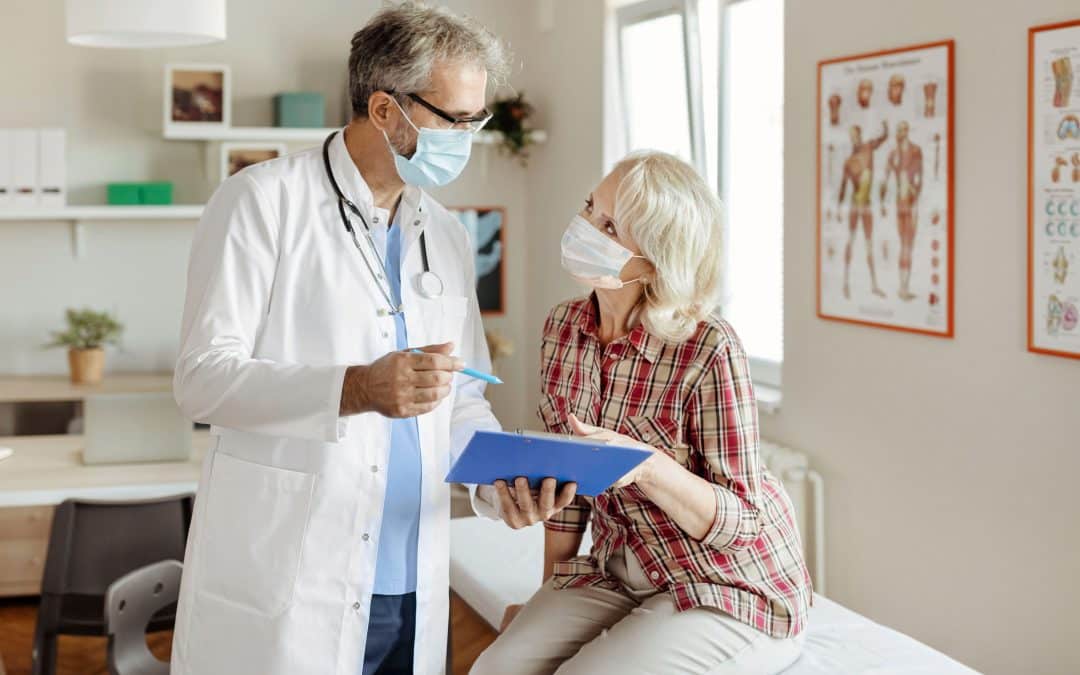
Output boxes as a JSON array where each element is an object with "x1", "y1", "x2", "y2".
[
  {"x1": 38, "y1": 128, "x2": 66, "y2": 208},
  {"x1": 12, "y1": 129, "x2": 38, "y2": 207}
]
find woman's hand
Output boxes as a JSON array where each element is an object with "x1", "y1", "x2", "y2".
[
  {"x1": 500, "y1": 603, "x2": 524, "y2": 632},
  {"x1": 493, "y1": 477, "x2": 578, "y2": 529},
  {"x1": 567, "y1": 413, "x2": 658, "y2": 488}
]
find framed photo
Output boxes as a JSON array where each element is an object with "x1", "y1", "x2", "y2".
[
  {"x1": 219, "y1": 143, "x2": 287, "y2": 182},
  {"x1": 164, "y1": 63, "x2": 231, "y2": 132},
  {"x1": 448, "y1": 206, "x2": 506, "y2": 315},
  {"x1": 1029, "y1": 19, "x2": 1080, "y2": 359},
  {"x1": 817, "y1": 41, "x2": 954, "y2": 337}
]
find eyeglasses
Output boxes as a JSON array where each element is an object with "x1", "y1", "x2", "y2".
[{"x1": 385, "y1": 90, "x2": 492, "y2": 133}]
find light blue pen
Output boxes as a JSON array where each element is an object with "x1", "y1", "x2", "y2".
[{"x1": 409, "y1": 349, "x2": 503, "y2": 384}]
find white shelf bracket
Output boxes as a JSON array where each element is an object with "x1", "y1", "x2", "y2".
[{"x1": 71, "y1": 219, "x2": 86, "y2": 259}]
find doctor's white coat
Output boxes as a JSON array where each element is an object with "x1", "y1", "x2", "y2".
[{"x1": 170, "y1": 131, "x2": 498, "y2": 675}]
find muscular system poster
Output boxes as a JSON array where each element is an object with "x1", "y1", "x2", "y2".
[
  {"x1": 817, "y1": 41, "x2": 954, "y2": 336},
  {"x1": 1030, "y1": 20, "x2": 1080, "y2": 359}
]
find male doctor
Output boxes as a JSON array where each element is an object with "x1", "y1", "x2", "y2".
[{"x1": 170, "y1": 4, "x2": 510, "y2": 673}]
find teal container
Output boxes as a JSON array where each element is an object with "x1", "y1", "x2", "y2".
[
  {"x1": 275, "y1": 92, "x2": 326, "y2": 128},
  {"x1": 107, "y1": 183, "x2": 141, "y2": 205},
  {"x1": 139, "y1": 182, "x2": 173, "y2": 205}
]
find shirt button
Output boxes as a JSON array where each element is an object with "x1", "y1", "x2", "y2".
[
  {"x1": 352, "y1": 601, "x2": 361, "y2": 611},
  {"x1": 362, "y1": 533, "x2": 370, "y2": 542},
  {"x1": 650, "y1": 571, "x2": 660, "y2": 580},
  {"x1": 373, "y1": 217, "x2": 380, "y2": 224},
  {"x1": 381, "y1": 331, "x2": 389, "y2": 338},
  {"x1": 413, "y1": 220, "x2": 421, "y2": 226},
  {"x1": 371, "y1": 465, "x2": 379, "y2": 473}
]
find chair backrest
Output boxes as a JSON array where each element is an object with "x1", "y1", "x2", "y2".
[
  {"x1": 41, "y1": 495, "x2": 193, "y2": 597},
  {"x1": 105, "y1": 560, "x2": 182, "y2": 675}
]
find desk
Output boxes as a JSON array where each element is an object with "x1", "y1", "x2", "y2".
[
  {"x1": 0, "y1": 372, "x2": 174, "y2": 404},
  {"x1": 0, "y1": 431, "x2": 209, "y2": 596}
]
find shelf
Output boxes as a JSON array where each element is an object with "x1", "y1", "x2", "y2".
[
  {"x1": 0, "y1": 372, "x2": 174, "y2": 404},
  {"x1": 0, "y1": 205, "x2": 203, "y2": 222},
  {"x1": 162, "y1": 125, "x2": 547, "y2": 145},
  {"x1": 475, "y1": 129, "x2": 548, "y2": 145},
  {"x1": 0, "y1": 206, "x2": 203, "y2": 258},
  {"x1": 164, "y1": 125, "x2": 338, "y2": 142}
]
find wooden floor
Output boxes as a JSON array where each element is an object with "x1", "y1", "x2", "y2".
[{"x1": 0, "y1": 593, "x2": 497, "y2": 675}]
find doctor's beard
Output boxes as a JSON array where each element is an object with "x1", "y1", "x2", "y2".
[{"x1": 386, "y1": 114, "x2": 418, "y2": 160}]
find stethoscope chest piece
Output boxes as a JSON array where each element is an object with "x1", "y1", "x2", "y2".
[{"x1": 416, "y1": 270, "x2": 445, "y2": 298}]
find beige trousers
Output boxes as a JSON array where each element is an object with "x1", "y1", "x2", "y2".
[{"x1": 470, "y1": 550, "x2": 803, "y2": 675}]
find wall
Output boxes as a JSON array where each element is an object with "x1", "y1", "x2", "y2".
[
  {"x1": 768, "y1": 1, "x2": 1080, "y2": 673},
  {"x1": 0, "y1": 0, "x2": 536, "y2": 429},
  {"x1": 515, "y1": 0, "x2": 609, "y2": 421}
]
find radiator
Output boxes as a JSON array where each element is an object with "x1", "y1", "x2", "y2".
[{"x1": 759, "y1": 440, "x2": 826, "y2": 595}]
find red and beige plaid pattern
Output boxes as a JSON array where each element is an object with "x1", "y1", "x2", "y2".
[{"x1": 539, "y1": 296, "x2": 812, "y2": 638}]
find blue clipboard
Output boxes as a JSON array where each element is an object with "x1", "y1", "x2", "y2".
[{"x1": 445, "y1": 430, "x2": 652, "y2": 497}]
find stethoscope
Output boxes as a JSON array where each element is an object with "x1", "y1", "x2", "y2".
[{"x1": 322, "y1": 131, "x2": 444, "y2": 315}]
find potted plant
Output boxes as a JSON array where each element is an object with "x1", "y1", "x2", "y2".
[
  {"x1": 485, "y1": 93, "x2": 537, "y2": 166},
  {"x1": 45, "y1": 308, "x2": 124, "y2": 385}
]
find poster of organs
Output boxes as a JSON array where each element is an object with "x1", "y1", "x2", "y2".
[
  {"x1": 1029, "y1": 19, "x2": 1080, "y2": 359},
  {"x1": 817, "y1": 41, "x2": 954, "y2": 337}
]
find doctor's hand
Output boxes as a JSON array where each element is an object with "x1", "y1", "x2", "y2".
[
  {"x1": 493, "y1": 477, "x2": 578, "y2": 530},
  {"x1": 340, "y1": 342, "x2": 464, "y2": 418}
]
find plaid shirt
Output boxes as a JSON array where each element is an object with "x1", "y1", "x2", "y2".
[{"x1": 540, "y1": 296, "x2": 812, "y2": 638}]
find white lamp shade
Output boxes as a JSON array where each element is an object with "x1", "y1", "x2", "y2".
[{"x1": 66, "y1": 0, "x2": 226, "y2": 48}]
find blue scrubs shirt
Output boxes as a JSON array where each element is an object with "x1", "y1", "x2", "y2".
[{"x1": 369, "y1": 213, "x2": 422, "y2": 595}]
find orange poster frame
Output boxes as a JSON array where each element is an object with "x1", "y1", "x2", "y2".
[
  {"x1": 816, "y1": 40, "x2": 955, "y2": 338},
  {"x1": 1028, "y1": 19, "x2": 1080, "y2": 360},
  {"x1": 449, "y1": 205, "x2": 507, "y2": 317}
]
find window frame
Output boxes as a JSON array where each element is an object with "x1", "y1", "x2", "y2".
[
  {"x1": 615, "y1": 0, "x2": 784, "y2": 394},
  {"x1": 715, "y1": 0, "x2": 783, "y2": 389},
  {"x1": 614, "y1": 0, "x2": 707, "y2": 176}
]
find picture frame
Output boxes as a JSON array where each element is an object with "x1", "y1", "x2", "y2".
[
  {"x1": 816, "y1": 40, "x2": 955, "y2": 337},
  {"x1": 448, "y1": 206, "x2": 506, "y2": 315},
  {"x1": 1028, "y1": 19, "x2": 1080, "y2": 360},
  {"x1": 219, "y1": 143, "x2": 287, "y2": 182},
  {"x1": 164, "y1": 63, "x2": 231, "y2": 133}
]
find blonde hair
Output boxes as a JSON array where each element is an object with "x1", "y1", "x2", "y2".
[{"x1": 613, "y1": 151, "x2": 723, "y2": 343}]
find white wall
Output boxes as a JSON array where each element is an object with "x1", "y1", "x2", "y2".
[
  {"x1": 769, "y1": 1, "x2": 1080, "y2": 673},
  {"x1": 515, "y1": 0, "x2": 609, "y2": 422},
  {"x1": 0, "y1": 0, "x2": 537, "y2": 429}
]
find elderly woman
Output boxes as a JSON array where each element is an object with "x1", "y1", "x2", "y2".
[{"x1": 471, "y1": 151, "x2": 812, "y2": 674}]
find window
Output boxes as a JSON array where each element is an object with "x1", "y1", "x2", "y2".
[{"x1": 614, "y1": 0, "x2": 784, "y2": 389}]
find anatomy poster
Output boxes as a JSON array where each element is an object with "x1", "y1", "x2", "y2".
[
  {"x1": 1029, "y1": 20, "x2": 1080, "y2": 359},
  {"x1": 817, "y1": 41, "x2": 954, "y2": 336},
  {"x1": 449, "y1": 206, "x2": 505, "y2": 315}
]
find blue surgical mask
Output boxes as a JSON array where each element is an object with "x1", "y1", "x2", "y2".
[{"x1": 383, "y1": 98, "x2": 472, "y2": 187}]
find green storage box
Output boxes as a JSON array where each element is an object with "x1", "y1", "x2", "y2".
[
  {"x1": 139, "y1": 182, "x2": 173, "y2": 205},
  {"x1": 107, "y1": 183, "x2": 141, "y2": 205},
  {"x1": 275, "y1": 92, "x2": 326, "y2": 128},
  {"x1": 106, "y1": 181, "x2": 173, "y2": 205}
]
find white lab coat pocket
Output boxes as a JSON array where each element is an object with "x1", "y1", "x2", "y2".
[
  {"x1": 417, "y1": 295, "x2": 469, "y2": 349},
  {"x1": 196, "y1": 451, "x2": 315, "y2": 617}
]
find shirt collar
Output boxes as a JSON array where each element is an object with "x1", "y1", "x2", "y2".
[{"x1": 576, "y1": 294, "x2": 663, "y2": 363}]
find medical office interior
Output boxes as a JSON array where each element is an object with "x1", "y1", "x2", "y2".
[{"x1": 0, "y1": 0, "x2": 1077, "y2": 673}]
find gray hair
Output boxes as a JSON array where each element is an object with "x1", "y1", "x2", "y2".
[{"x1": 348, "y1": 1, "x2": 511, "y2": 118}]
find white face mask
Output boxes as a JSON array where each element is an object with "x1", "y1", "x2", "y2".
[{"x1": 560, "y1": 214, "x2": 646, "y2": 289}]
